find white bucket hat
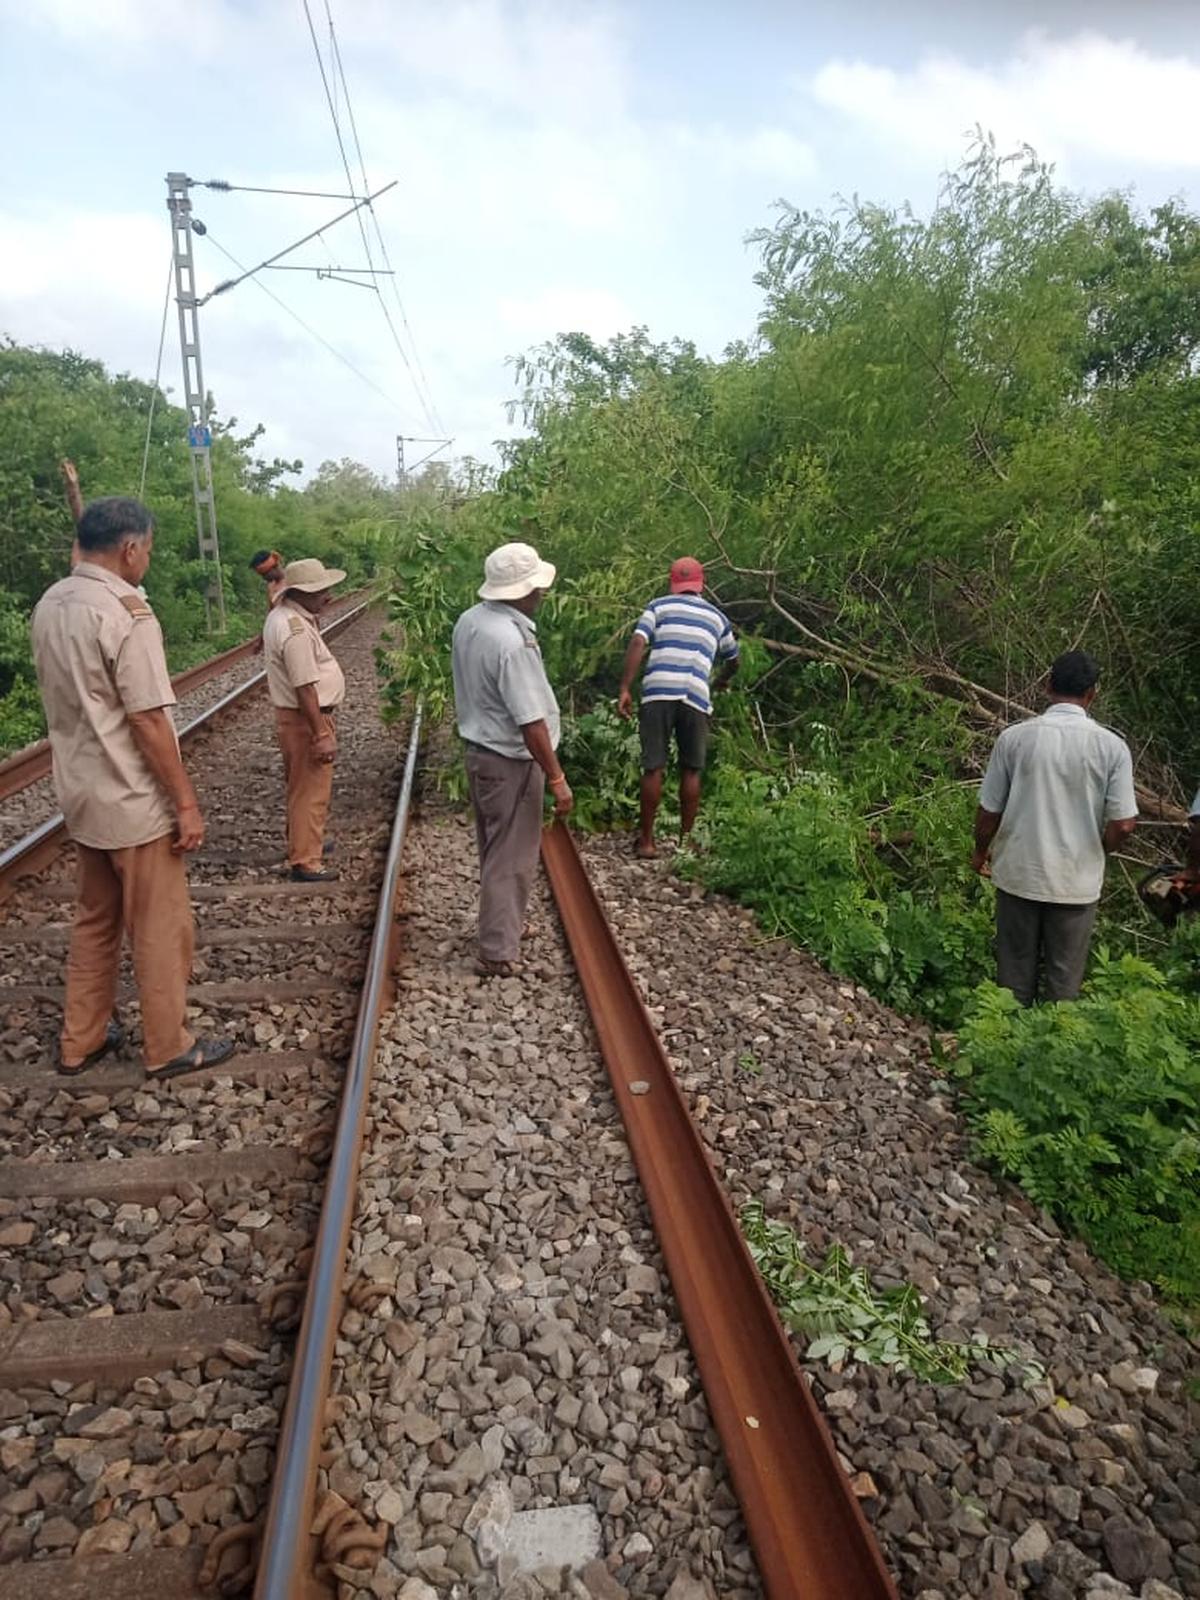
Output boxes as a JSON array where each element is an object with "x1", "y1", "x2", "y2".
[
  {"x1": 478, "y1": 542, "x2": 556, "y2": 602},
  {"x1": 281, "y1": 557, "x2": 347, "y2": 593}
]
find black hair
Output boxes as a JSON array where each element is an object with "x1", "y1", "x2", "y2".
[
  {"x1": 1049, "y1": 650, "x2": 1101, "y2": 697},
  {"x1": 249, "y1": 550, "x2": 276, "y2": 570},
  {"x1": 76, "y1": 497, "x2": 154, "y2": 552}
]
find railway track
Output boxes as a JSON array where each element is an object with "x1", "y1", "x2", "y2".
[
  {"x1": 0, "y1": 608, "x2": 414, "y2": 1597},
  {"x1": 0, "y1": 605, "x2": 899, "y2": 1598}
]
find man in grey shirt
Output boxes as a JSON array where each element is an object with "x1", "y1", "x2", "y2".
[
  {"x1": 452, "y1": 542, "x2": 573, "y2": 977},
  {"x1": 972, "y1": 651, "x2": 1137, "y2": 1005}
]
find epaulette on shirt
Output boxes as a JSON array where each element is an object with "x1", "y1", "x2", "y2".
[
  {"x1": 288, "y1": 616, "x2": 307, "y2": 637},
  {"x1": 118, "y1": 594, "x2": 153, "y2": 619}
]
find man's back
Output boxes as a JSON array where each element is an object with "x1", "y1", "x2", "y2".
[
  {"x1": 634, "y1": 593, "x2": 737, "y2": 714},
  {"x1": 980, "y1": 704, "x2": 1135, "y2": 903},
  {"x1": 31, "y1": 563, "x2": 176, "y2": 849},
  {"x1": 452, "y1": 600, "x2": 560, "y2": 759}
]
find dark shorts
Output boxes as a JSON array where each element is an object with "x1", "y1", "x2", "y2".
[{"x1": 639, "y1": 699, "x2": 710, "y2": 772}]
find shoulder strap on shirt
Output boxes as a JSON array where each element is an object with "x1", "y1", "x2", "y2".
[
  {"x1": 288, "y1": 615, "x2": 307, "y2": 637},
  {"x1": 118, "y1": 594, "x2": 153, "y2": 619}
]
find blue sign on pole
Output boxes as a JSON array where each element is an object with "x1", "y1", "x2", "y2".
[{"x1": 188, "y1": 423, "x2": 213, "y2": 449}]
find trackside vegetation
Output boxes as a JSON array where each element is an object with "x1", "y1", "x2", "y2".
[{"x1": 378, "y1": 143, "x2": 1200, "y2": 1308}]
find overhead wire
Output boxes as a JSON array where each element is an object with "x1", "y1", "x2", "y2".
[
  {"x1": 138, "y1": 251, "x2": 175, "y2": 499},
  {"x1": 303, "y1": 0, "x2": 445, "y2": 439},
  {"x1": 198, "y1": 183, "x2": 395, "y2": 304},
  {"x1": 323, "y1": 0, "x2": 446, "y2": 438},
  {"x1": 202, "y1": 230, "x2": 415, "y2": 417}
]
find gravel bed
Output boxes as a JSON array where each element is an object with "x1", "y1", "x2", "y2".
[
  {"x1": 1, "y1": 989, "x2": 360, "y2": 1071},
  {"x1": 0, "y1": 1360, "x2": 286, "y2": 1564},
  {"x1": 0, "y1": 1069, "x2": 337, "y2": 1162},
  {"x1": 0, "y1": 1181, "x2": 319, "y2": 1322},
  {"x1": 321, "y1": 815, "x2": 756, "y2": 1600},
  {"x1": 581, "y1": 833, "x2": 1199, "y2": 1600}
]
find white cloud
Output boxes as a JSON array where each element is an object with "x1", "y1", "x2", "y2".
[
  {"x1": 812, "y1": 30, "x2": 1200, "y2": 174},
  {"x1": 496, "y1": 287, "x2": 634, "y2": 344},
  {"x1": 671, "y1": 124, "x2": 817, "y2": 181}
]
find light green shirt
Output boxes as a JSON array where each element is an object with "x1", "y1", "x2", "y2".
[
  {"x1": 979, "y1": 704, "x2": 1136, "y2": 905},
  {"x1": 451, "y1": 601, "x2": 560, "y2": 761}
]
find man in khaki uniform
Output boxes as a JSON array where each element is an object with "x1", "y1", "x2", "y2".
[
  {"x1": 262, "y1": 558, "x2": 347, "y2": 881},
  {"x1": 31, "y1": 497, "x2": 235, "y2": 1079}
]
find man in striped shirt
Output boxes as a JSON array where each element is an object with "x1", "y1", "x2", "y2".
[{"x1": 618, "y1": 556, "x2": 739, "y2": 858}]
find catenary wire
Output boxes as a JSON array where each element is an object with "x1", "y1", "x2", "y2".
[
  {"x1": 303, "y1": 0, "x2": 444, "y2": 438},
  {"x1": 202, "y1": 231, "x2": 416, "y2": 418},
  {"x1": 138, "y1": 251, "x2": 175, "y2": 499},
  {"x1": 324, "y1": 0, "x2": 446, "y2": 437}
]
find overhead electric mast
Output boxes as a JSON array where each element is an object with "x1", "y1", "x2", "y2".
[{"x1": 166, "y1": 172, "x2": 226, "y2": 633}]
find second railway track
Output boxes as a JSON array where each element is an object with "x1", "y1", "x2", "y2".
[{"x1": 0, "y1": 608, "x2": 416, "y2": 1597}]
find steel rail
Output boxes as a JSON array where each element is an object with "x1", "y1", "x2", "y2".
[
  {"x1": 541, "y1": 822, "x2": 899, "y2": 1600},
  {"x1": 253, "y1": 701, "x2": 422, "y2": 1600},
  {"x1": 0, "y1": 601, "x2": 373, "y2": 903},
  {"x1": 0, "y1": 590, "x2": 373, "y2": 803}
]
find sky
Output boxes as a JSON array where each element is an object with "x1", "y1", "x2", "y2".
[{"x1": 1, "y1": 0, "x2": 1199, "y2": 486}]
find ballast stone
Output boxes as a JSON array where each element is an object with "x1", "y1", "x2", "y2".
[{"x1": 485, "y1": 1503, "x2": 603, "y2": 1577}]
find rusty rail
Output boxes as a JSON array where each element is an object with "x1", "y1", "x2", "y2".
[
  {"x1": 253, "y1": 701, "x2": 422, "y2": 1600},
  {"x1": 541, "y1": 822, "x2": 898, "y2": 1600},
  {"x1": 0, "y1": 589, "x2": 372, "y2": 803},
  {"x1": 0, "y1": 601, "x2": 373, "y2": 903}
]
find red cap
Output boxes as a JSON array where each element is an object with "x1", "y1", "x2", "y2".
[{"x1": 669, "y1": 556, "x2": 704, "y2": 594}]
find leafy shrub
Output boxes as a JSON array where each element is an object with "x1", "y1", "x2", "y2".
[
  {"x1": 686, "y1": 765, "x2": 993, "y2": 1026},
  {"x1": 951, "y1": 959, "x2": 1200, "y2": 1303}
]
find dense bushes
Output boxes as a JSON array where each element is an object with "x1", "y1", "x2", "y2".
[{"x1": 952, "y1": 962, "x2": 1200, "y2": 1305}]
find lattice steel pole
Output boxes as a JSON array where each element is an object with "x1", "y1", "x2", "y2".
[{"x1": 166, "y1": 171, "x2": 226, "y2": 633}]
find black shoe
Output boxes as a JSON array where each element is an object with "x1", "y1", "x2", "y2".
[
  {"x1": 323, "y1": 841, "x2": 335, "y2": 857},
  {"x1": 290, "y1": 865, "x2": 339, "y2": 883},
  {"x1": 58, "y1": 1018, "x2": 126, "y2": 1077},
  {"x1": 146, "y1": 1037, "x2": 236, "y2": 1082}
]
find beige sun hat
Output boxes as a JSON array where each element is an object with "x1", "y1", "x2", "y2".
[
  {"x1": 282, "y1": 557, "x2": 347, "y2": 593},
  {"x1": 478, "y1": 542, "x2": 556, "y2": 601}
]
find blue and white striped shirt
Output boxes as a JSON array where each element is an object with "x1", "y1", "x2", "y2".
[{"x1": 634, "y1": 594, "x2": 738, "y2": 715}]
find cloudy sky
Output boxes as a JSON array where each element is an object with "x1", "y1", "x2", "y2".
[{"x1": 2, "y1": 1, "x2": 1198, "y2": 484}]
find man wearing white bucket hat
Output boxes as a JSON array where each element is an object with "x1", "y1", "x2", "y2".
[
  {"x1": 262, "y1": 558, "x2": 347, "y2": 881},
  {"x1": 452, "y1": 542, "x2": 573, "y2": 977}
]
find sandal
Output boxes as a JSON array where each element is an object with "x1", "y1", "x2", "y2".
[
  {"x1": 146, "y1": 1037, "x2": 236, "y2": 1082},
  {"x1": 474, "y1": 958, "x2": 525, "y2": 979},
  {"x1": 58, "y1": 1019, "x2": 125, "y2": 1077}
]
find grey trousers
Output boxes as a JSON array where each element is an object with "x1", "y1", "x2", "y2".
[
  {"x1": 995, "y1": 889, "x2": 1099, "y2": 1006},
  {"x1": 465, "y1": 744, "x2": 545, "y2": 963}
]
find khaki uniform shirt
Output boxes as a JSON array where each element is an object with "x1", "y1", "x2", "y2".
[
  {"x1": 30, "y1": 563, "x2": 178, "y2": 850},
  {"x1": 451, "y1": 601, "x2": 560, "y2": 761},
  {"x1": 263, "y1": 599, "x2": 346, "y2": 710},
  {"x1": 979, "y1": 703, "x2": 1137, "y2": 904}
]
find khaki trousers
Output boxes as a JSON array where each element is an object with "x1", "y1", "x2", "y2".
[
  {"x1": 995, "y1": 889, "x2": 1099, "y2": 1007},
  {"x1": 465, "y1": 744, "x2": 545, "y2": 963},
  {"x1": 63, "y1": 833, "x2": 195, "y2": 1069},
  {"x1": 276, "y1": 708, "x2": 334, "y2": 872}
]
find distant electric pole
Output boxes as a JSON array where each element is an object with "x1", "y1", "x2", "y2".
[
  {"x1": 396, "y1": 434, "x2": 452, "y2": 488},
  {"x1": 166, "y1": 172, "x2": 226, "y2": 633}
]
